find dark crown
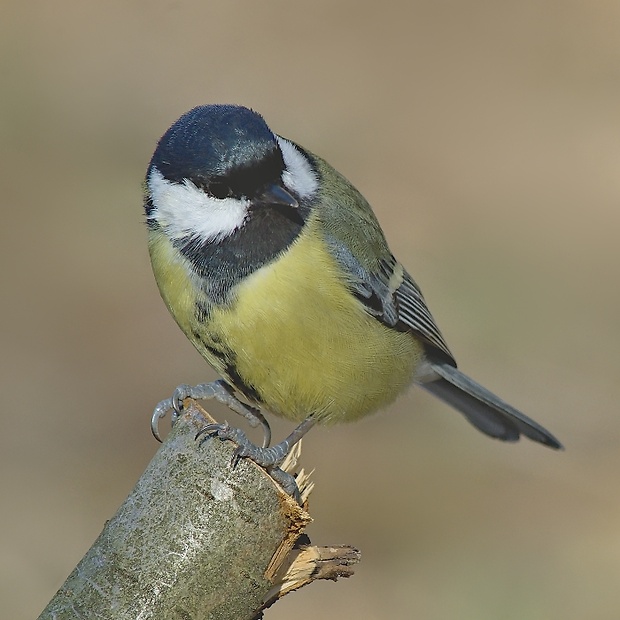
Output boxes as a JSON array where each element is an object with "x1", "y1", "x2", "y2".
[{"x1": 149, "y1": 105, "x2": 285, "y2": 200}]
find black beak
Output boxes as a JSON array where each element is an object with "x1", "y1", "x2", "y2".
[{"x1": 255, "y1": 183, "x2": 298, "y2": 209}]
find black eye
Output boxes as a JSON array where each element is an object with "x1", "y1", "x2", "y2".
[
  {"x1": 209, "y1": 148, "x2": 285, "y2": 201},
  {"x1": 209, "y1": 180, "x2": 232, "y2": 199}
]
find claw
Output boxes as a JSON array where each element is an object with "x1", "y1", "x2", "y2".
[
  {"x1": 151, "y1": 413, "x2": 163, "y2": 443},
  {"x1": 268, "y1": 466, "x2": 302, "y2": 504},
  {"x1": 151, "y1": 398, "x2": 174, "y2": 442},
  {"x1": 231, "y1": 447, "x2": 243, "y2": 470},
  {"x1": 172, "y1": 384, "x2": 192, "y2": 416},
  {"x1": 194, "y1": 417, "x2": 317, "y2": 505},
  {"x1": 195, "y1": 422, "x2": 229, "y2": 444},
  {"x1": 194, "y1": 420, "x2": 314, "y2": 467},
  {"x1": 151, "y1": 418, "x2": 163, "y2": 443},
  {"x1": 149, "y1": 383, "x2": 316, "y2": 504},
  {"x1": 150, "y1": 381, "x2": 272, "y2": 448},
  {"x1": 196, "y1": 423, "x2": 248, "y2": 469}
]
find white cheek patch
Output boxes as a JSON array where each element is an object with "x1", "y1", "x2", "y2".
[
  {"x1": 276, "y1": 136, "x2": 319, "y2": 199},
  {"x1": 148, "y1": 167, "x2": 249, "y2": 242}
]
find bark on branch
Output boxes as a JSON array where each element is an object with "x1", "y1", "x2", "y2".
[{"x1": 38, "y1": 402, "x2": 360, "y2": 619}]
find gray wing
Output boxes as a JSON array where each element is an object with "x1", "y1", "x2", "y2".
[
  {"x1": 327, "y1": 240, "x2": 454, "y2": 362},
  {"x1": 327, "y1": 238, "x2": 563, "y2": 449}
]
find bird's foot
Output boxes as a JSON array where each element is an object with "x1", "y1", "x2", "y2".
[
  {"x1": 151, "y1": 380, "x2": 271, "y2": 447},
  {"x1": 195, "y1": 416, "x2": 317, "y2": 503}
]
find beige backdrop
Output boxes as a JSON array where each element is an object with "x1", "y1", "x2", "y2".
[{"x1": 2, "y1": 2, "x2": 619, "y2": 618}]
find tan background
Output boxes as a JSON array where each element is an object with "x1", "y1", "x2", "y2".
[{"x1": 2, "y1": 1, "x2": 620, "y2": 618}]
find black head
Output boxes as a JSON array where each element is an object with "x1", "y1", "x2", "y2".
[
  {"x1": 149, "y1": 104, "x2": 285, "y2": 200},
  {"x1": 145, "y1": 105, "x2": 320, "y2": 302}
]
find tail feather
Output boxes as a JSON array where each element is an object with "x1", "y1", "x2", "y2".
[{"x1": 420, "y1": 362, "x2": 563, "y2": 450}]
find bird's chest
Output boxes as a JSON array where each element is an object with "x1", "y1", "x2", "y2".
[{"x1": 207, "y1": 232, "x2": 424, "y2": 422}]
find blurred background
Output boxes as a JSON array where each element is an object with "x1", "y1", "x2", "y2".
[{"x1": 2, "y1": 1, "x2": 619, "y2": 618}]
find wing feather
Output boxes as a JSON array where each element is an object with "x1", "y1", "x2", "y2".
[{"x1": 327, "y1": 239, "x2": 454, "y2": 363}]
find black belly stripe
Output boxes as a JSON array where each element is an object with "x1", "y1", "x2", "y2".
[
  {"x1": 195, "y1": 299, "x2": 211, "y2": 323},
  {"x1": 195, "y1": 335, "x2": 264, "y2": 405},
  {"x1": 223, "y1": 363, "x2": 263, "y2": 405}
]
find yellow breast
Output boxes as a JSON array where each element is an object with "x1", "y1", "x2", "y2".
[
  {"x1": 209, "y1": 225, "x2": 424, "y2": 423},
  {"x1": 149, "y1": 220, "x2": 424, "y2": 424}
]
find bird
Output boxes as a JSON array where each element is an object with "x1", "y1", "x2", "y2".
[{"x1": 144, "y1": 104, "x2": 562, "y2": 493}]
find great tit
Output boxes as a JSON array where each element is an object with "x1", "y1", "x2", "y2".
[{"x1": 145, "y1": 104, "x2": 562, "y2": 479}]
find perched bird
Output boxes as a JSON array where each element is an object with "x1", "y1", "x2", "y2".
[{"x1": 145, "y1": 104, "x2": 562, "y2": 489}]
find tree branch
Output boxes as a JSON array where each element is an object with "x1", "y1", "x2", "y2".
[{"x1": 37, "y1": 402, "x2": 360, "y2": 619}]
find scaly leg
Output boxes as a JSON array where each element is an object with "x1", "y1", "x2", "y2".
[
  {"x1": 196, "y1": 415, "x2": 318, "y2": 502},
  {"x1": 151, "y1": 380, "x2": 271, "y2": 448}
]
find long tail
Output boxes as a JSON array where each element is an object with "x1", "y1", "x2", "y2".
[{"x1": 420, "y1": 362, "x2": 563, "y2": 449}]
